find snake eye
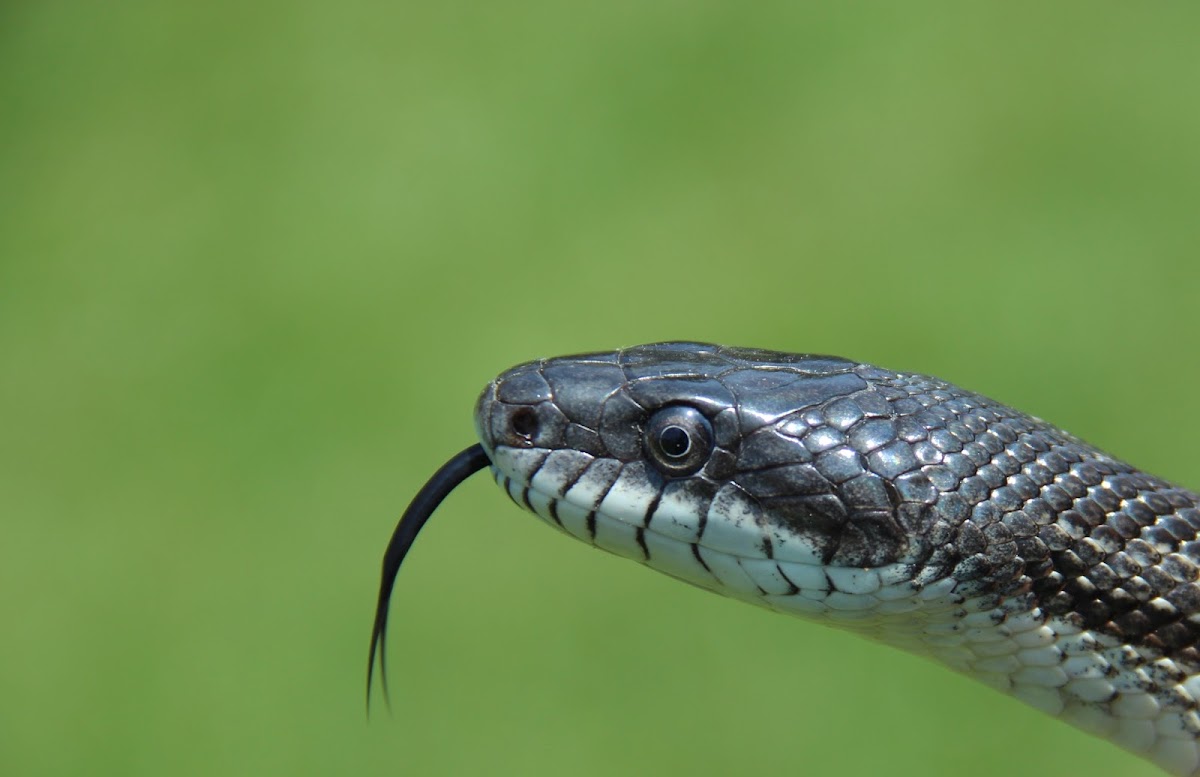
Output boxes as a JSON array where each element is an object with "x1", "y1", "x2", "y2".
[{"x1": 644, "y1": 405, "x2": 713, "y2": 477}]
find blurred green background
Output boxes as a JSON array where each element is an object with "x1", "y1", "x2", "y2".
[{"x1": 3, "y1": 3, "x2": 1198, "y2": 776}]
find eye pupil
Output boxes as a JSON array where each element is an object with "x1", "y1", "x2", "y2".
[{"x1": 658, "y1": 426, "x2": 691, "y2": 458}]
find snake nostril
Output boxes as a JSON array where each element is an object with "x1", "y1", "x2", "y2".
[{"x1": 510, "y1": 407, "x2": 539, "y2": 441}]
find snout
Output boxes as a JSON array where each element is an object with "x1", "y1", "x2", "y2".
[{"x1": 473, "y1": 366, "x2": 566, "y2": 458}]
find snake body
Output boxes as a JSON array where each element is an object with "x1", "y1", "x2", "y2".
[{"x1": 467, "y1": 342, "x2": 1200, "y2": 775}]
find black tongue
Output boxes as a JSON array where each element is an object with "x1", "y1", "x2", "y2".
[{"x1": 367, "y1": 443, "x2": 492, "y2": 712}]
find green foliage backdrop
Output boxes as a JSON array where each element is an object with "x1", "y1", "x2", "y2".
[{"x1": 3, "y1": 3, "x2": 1198, "y2": 775}]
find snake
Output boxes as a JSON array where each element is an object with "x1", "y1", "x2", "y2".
[{"x1": 368, "y1": 342, "x2": 1200, "y2": 775}]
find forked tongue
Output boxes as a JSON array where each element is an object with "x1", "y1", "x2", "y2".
[{"x1": 367, "y1": 444, "x2": 491, "y2": 712}]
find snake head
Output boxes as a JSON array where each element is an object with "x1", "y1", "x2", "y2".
[{"x1": 474, "y1": 342, "x2": 944, "y2": 607}]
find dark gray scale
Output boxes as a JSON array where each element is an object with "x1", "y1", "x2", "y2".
[{"x1": 724, "y1": 358, "x2": 1200, "y2": 663}]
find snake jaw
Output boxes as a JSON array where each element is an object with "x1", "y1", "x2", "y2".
[{"x1": 487, "y1": 441, "x2": 905, "y2": 612}]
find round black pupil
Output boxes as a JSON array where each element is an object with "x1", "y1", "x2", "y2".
[{"x1": 659, "y1": 425, "x2": 690, "y2": 458}]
